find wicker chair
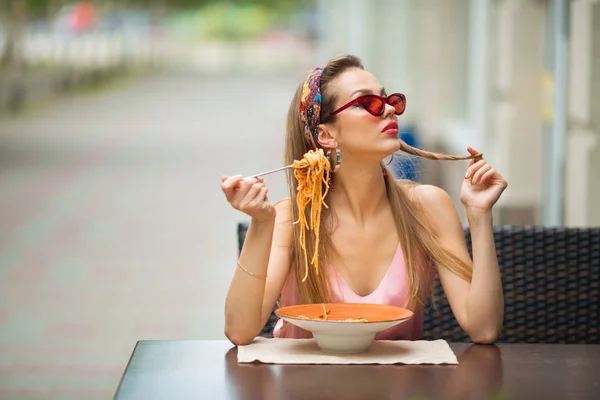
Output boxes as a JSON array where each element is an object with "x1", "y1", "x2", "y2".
[
  {"x1": 422, "y1": 225, "x2": 600, "y2": 344},
  {"x1": 237, "y1": 223, "x2": 600, "y2": 343}
]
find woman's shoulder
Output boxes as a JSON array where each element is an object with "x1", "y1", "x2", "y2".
[
  {"x1": 394, "y1": 179, "x2": 454, "y2": 210},
  {"x1": 273, "y1": 198, "x2": 293, "y2": 222},
  {"x1": 395, "y1": 178, "x2": 419, "y2": 193}
]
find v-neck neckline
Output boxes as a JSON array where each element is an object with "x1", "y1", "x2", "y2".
[{"x1": 334, "y1": 244, "x2": 401, "y2": 298}]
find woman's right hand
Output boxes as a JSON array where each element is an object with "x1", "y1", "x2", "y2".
[{"x1": 221, "y1": 175, "x2": 275, "y2": 223}]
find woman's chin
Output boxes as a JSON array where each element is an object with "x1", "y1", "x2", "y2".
[{"x1": 382, "y1": 138, "x2": 401, "y2": 154}]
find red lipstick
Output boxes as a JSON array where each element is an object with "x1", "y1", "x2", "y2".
[{"x1": 382, "y1": 121, "x2": 399, "y2": 135}]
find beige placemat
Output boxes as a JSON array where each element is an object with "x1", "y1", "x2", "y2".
[{"x1": 237, "y1": 338, "x2": 458, "y2": 365}]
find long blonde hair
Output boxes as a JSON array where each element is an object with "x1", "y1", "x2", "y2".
[{"x1": 284, "y1": 55, "x2": 474, "y2": 308}]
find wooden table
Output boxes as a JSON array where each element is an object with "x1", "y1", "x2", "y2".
[{"x1": 113, "y1": 340, "x2": 600, "y2": 399}]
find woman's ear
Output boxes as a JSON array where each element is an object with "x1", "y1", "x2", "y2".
[{"x1": 316, "y1": 123, "x2": 337, "y2": 148}]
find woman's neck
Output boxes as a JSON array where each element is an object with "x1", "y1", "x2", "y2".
[{"x1": 328, "y1": 160, "x2": 389, "y2": 226}]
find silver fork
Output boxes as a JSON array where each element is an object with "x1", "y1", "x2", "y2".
[
  {"x1": 242, "y1": 148, "x2": 341, "y2": 180},
  {"x1": 243, "y1": 164, "x2": 308, "y2": 180}
]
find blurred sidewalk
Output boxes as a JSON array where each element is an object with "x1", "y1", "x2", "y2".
[{"x1": 0, "y1": 70, "x2": 296, "y2": 399}]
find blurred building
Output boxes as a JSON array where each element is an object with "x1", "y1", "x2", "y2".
[{"x1": 315, "y1": 0, "x2": 599, "y2": 227}]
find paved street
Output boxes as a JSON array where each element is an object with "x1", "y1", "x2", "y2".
[{"x1": 0, "y1": 72, "x2": 298, "y2": 399}]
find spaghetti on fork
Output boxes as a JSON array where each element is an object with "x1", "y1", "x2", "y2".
[{"x1": 293, "y1": 149, "x2": 331, "y2": 282}]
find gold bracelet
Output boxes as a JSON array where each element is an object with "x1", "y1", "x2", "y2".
[{"x1": 237, "y1": 260, "x2": 267, "y2": 279}]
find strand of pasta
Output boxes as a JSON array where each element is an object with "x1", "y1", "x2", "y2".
[{"x1": 293, "y1": 149, "x2": 331, "y2": 282}]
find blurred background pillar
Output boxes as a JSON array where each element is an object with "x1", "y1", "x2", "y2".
[
  {"x1": 541, "y1": 0, "x2": 570, "y2": 226},
  {"x1": 489, "y1": 0, "x2": 546, "y2": 225},
  {"x1": 590, "y1": 2, "x2": 600, "y2": 226},
  {"x1": 467, "y1": 0, "x2": 491, "y2": 153},
  {"x1": 565, "y1": 0, "x2": 599, "y2": 226}
]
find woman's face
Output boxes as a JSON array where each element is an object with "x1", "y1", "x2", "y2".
[{"x1": 321, "y1": 68, "x2": 401, "y2": 160}]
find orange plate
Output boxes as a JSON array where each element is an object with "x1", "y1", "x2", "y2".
[{"x1": 275, "y1": 303, "x2": 414, "y2": 323}]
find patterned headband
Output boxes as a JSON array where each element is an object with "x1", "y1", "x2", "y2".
[{"x1": 299, "y1": 67, "x2": 323, "y2": 150}]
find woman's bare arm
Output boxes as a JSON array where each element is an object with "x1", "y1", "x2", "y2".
[
  {"x1": 415, "y1": 185, "x2": 504, "y2": 344},
  {"x1": 224, "y1": 199, "x2": 293, "y2": 345}
]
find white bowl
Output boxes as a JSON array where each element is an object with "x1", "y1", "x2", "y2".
[{"x1": 275, "y1": 303, "x2": 414, "y2": 354}]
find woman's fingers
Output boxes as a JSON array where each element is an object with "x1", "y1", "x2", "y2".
[
  {"x1": 479, "y1": 168, "x2": 497, "y2": 185},
  {"x1": 221, "y1": 175, "x2": 274, "y2": 221},
  {"x1": 238, "y1": 182, "x2": 264, "y2": 208},
  {"x1": 222, "y1": 176, "x2": 258, "y2": 205},
  {"x1": 221, "y1": 175, "x2": 243, "y2": 200},
  {"x1": 230, "y1": 179, "x2": 256, "y2": 205},
  {"x1": 464, "y1": 160, "x2": 487, "y2": 179},
  {"x1": 467, "y1": 146, "x2": 483, "y2": 160},
  {"x1": 471, "y1": 164, "x2": 492, "y2": 185},
  {"x1": 248, "y1": 187, "x2": 269, "y2": 209}
]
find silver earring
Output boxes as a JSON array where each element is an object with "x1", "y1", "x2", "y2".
[{"x1": 326, "y1": 148, "x2": 341, "y2": 173}]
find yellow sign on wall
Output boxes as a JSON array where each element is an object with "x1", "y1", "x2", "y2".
[{"x1": 542, "y1": 71, "x2": 554, "y2": 124}]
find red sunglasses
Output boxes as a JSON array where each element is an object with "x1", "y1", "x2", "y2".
[{"x1": 323, "y1": 93, "x2": 406, "y2": 121}]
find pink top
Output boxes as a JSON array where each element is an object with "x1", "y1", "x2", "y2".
[{"x1": 273, "y1": 243, "x2": 435, "y2": 340}]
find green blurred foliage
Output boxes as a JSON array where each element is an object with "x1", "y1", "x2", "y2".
[
  {"x1": 169, "y1": 1, "x2": 304, "y2": 40},
  {"x1": 21, "y1": 0, "x2": 313, "y2": 40},
  {"x1": 201, "y1": 2, "x2": 271, "y2": 39},
  {"x1": 4, "y1": 0, "x2": 314, "y2": 49},
  {"x1": 24, "y1": 0, "x2": 310, "y2": 15}
]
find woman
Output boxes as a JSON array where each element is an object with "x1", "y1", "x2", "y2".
[{"x1": 221, "y1": 55, "x2": 507, "y2": 345}]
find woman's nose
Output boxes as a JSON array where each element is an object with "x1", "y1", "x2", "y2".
[{"x1": 382, "y1": 102, "x2": 396, "y2": 117}]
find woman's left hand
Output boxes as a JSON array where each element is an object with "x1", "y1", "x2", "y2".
[{"x1": 460, "y1": 146, "x2": 508, "y2": 212}]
